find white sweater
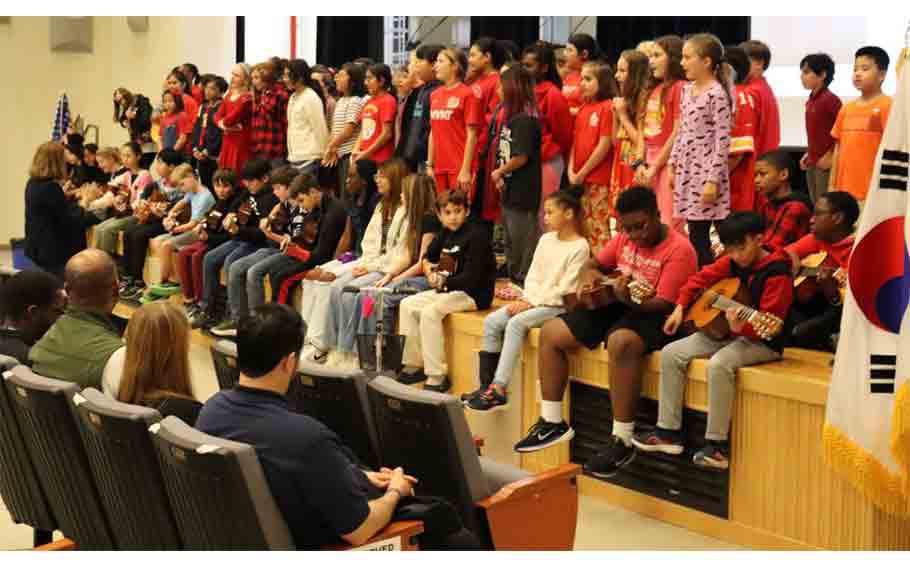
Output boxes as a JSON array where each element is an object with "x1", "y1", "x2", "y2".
[
  {"x1": 356, "y1": 203, "x2": 408, "y2": 273},
  {"x1": 287, "y1": 88, "x2": 329, "y2": 163},
  {"x1": 522, "y1": 232, "x2": 591, "y2": 307}
]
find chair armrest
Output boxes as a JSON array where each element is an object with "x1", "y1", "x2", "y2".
[
  {"x1": 476, "y1": 463, "x2": 581, "y2": 550},
  {"x1": 34, "y1": 538, "x2": 77, "y2": 551},
  {"x1": 322, "y1": 520, "x2": 424, "y2": 551}
]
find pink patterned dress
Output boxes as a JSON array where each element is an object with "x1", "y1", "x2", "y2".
[{"x1": 669, "y1": 81, "x2": 732, "y2": 221}]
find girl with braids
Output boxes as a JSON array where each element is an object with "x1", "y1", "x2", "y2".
[
  {"x1": 610, "y1": 50, "x2": 650, "y2": 222},
  {"x1": 669, "y1": 33, "x2": 733, "y2": 267},
  {"x1": 180, "y1": 63, "x2": 204, "y2": 105},
  {"x1": 215, "y1": 63, "x2": 254, "y2": 173},
  {"x1": 521, "y1": 42, "x2": 573, "y2": 229},
  {"x1": 466, "y1": 184, "x2": 589, "y2": 411},
  {"x1": 639, "y1": 35, "x2": 687, "y2": 232}
]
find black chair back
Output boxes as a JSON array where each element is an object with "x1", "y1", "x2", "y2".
[
  {"x1": 72, "y1": 388, "x2": 181, "y2": 549},
  {"x1": 287, "y1": 363, "x2": 382, "y2": 469},
  {"x1": 0, "y1": 358, "x2": 57, "y2": 538},
  {"x1": 3, "y1": 366, "x2": 115, "y2": 549},
  {"x1": 150, "y1": 416, "x2": 294, "y2": 550},
  {"x1": 210, "y1": 340, "x2": 240, "y2": 390}
]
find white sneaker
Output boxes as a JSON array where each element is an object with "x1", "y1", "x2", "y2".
[{"x1": 303, "y1": 344, "x2": 328, "y2": 365}]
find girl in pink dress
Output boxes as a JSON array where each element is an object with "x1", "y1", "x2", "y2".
[
  {"x1": 669, "y1": 34, "x2": 733, "y2": 267},
  {"x1": 216, "y1": 64, "x2": 253, "y2": 173}
]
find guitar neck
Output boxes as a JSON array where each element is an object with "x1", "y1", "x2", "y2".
[{"x1": 710, "y1": 295, "x2": 757, "y2": 320}]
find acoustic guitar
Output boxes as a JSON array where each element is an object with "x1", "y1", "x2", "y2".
[
  {"x1": 793, "y1": 251, "x2": 846, "y2": 304},
  {"x1": 204, "y1": 208, "x2": 226, "y2": 232},
  {"x1": 225, "y1": 199, "x2": 254, "y2": 235},
  {"x1": 685, "y1": 278, "x2": 784, "y2": 341},
  {"x1": 562, "y1": 271, "x2": 656, "y2": 312}
]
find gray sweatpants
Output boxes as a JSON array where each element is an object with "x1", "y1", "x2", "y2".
[
  {"x1": 657, "y1": 332, "x2": 780, "y2": 441},
  {"x1": 502, "y1": 205, "x2": 540, "y2": 285},
  {"x1": 805, "y1": 165, "x2": 831, "y2": 204}
]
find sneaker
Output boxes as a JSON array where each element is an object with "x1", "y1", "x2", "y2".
[
  {"x1": 584, "y1": 436, "x2": 636, "y2": 479},
  {"x1": 630, "y1": 428, "x2": 685, "y2": 456},
  {"x1": 398, "y1": 368, "x2": 427, "y2": 385},
  {"x1": 189, "y1": 309, "x2": 212, "y2": 329},
  {"x1": 210, "y1": 319, "x2": 238, "y2": 338},
  {"x1": 118, "y1": 276, "x2": 135, "y2": 293},
  {"x1": 693, "y1": 442, "x2": 729, "y2": 470},
  {"x1": 423, "y1": 376, "x2": 451, "y2": 393},
  {"x1": 139, "y1": 290, "x2": 165, "y2": 305},
  {"x1": 466, "y1": 385, "x2": 508, "y2": 411},
  {"x1": 149, "y1": 281, "x2": 181, "y2": 297},
  {"x1": 120, "y1": 283, "x2": 145, "y2": 302},
  {"x1": 514, "y1": 418, "x2": 575, "y2": 453},
  {"x1": 302, "y1": 344, "x2": 328, "y2": 365}
]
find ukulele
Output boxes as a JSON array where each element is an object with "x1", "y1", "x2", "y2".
[
  {"x1": 685, "y1": 278, "x2": 784, "y2": 341},
  {"x1": 793, "y1": 251, "x2": 847, "y2": 304},
  {"x1": 269, "y1": 203, "x2": 291, "y2": 235},
  {"x1": 225, "y1": 199, "x2": 254, "y2": 235},
  {"x1": 134, "y1": 184, "x2": 168, "y2": 224},
  {"x1": 562, "y1": 271, "x2": 656, "y2": 312}
]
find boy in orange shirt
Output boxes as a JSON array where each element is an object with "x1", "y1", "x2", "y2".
[{"x1": 829, "y1": 46, "x2": 892, "y2": 206}]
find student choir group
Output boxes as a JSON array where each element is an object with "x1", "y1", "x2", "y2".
[{"x1": 19, "y1": 30, "x2": 895, "y2": 478}]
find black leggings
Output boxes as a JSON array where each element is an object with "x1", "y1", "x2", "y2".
[
  {"x1": 123, "y1": 220, "x2": 165, "y2": 281},
  {"x1": 687, "y1": 220, "x2": 715, "y2": 268}
]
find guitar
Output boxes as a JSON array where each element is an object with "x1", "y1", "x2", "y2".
[
  {"x1": 134, "y1": 184, "x2": 169, "y2": 224},
  {"x1": 793, "y1": 251, "x2": 847, "y2": 304},
  {"x1": 205, "y1": 208, "x2": 226, "y2": 232},
  {"x1": 685, "y1": 278, "x2": 784, "y2": 341},
  {"x1": 562, "y1": 271, "x2": 656, "y2": 312},
  {"x1": 268, "y1": 204, "x2": 291, "y2": 235},
  {"x1": 225, "y1": 199, "x2": 254, "y2": 235}
]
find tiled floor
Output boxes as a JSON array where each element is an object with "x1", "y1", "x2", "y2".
[{"x1": 0, "y1": 246, "x2": 739, "y2": 550}]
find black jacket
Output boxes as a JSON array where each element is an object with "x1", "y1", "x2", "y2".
[
  {"x1": 426, "y1": 219, "x2": 496, "y2": 309},
  {"x1": 294, "y1": 194, "x2": 349, "y2": 272},
  {"x1": 24, "y1": 177, "x2": 101, "y2": 272},
  {"x1": 191, "y1": 101, "x2": 224, "y2": 159},
  {"x1": 397, "y1": 80, "x2": 442, "y2": 169}
]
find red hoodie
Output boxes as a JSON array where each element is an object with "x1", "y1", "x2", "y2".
[
  {"x1": 535, "y1": 80, "x2": 573, "y2": 162},
  {"x1": 676, "y1": 248, "x2": 794, "y2": 344}
]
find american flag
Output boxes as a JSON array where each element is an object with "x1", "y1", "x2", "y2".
[{"x1": 51, "y1": 92, "x2": 70, "y2": 142}]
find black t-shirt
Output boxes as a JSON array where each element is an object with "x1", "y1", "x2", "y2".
[
  {"x1": 496, "y1": 112, "x2": 542, "y2": 212},
  {"x1": 195, "y1": 386, "x2": 371, "y2": 549}
]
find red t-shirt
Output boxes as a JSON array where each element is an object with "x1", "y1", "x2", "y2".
[
  {"x1": 805, "y1": 87, "x2": 842, "y2": 165},
  {"x1": 785, "y1": 233, "x2": 854, "y2": 270},
  {"x1": 191, "y1": 84, "x2": 204, "y2": 106},
  {"x1": 535, "y1": 80, "x2": 573, "y2": 162},
  {"x1": 430, "y1": 83, "x2": 484, "y2": 173},
  {"x1": 573, "y1": 100, "x2": 615, "y2": 186},
  {"x1": 746, "y1": 76, "x2": 781, "y2": 156},
  {"x1": 359, "y1": 92, "x2": 397, "y2": 163},
  {"x1": 470, "y1": 72, "x2": 501, "y2": 164},
  {"x1": 596, "y1": 227, "x2": 698, "y2": 304},
  {"x1": 180, "y1": 93, "x2": 198, "y2": 128},
  {"x1": 159, "y1": 110, "x2": 194, "y2": 153},
  {"x1": 730, "y1": 84, "x2": 758, "y2": 212},
  {"x1": 562, "y1": 71, "x2": 584, "y2": 117}
]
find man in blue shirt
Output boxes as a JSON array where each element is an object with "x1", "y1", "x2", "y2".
[{"x1": 196, "y1": 304, "x2": 417, "y2": 549}]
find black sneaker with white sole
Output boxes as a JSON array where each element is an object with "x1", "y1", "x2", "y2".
[
  {"x1": 513, "y1": 418, "x2": 575, "y2": 453},
  {"x1": 583, "y1": 436, "x2": 636, "y2": 479}
]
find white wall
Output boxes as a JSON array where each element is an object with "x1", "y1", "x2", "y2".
[
  {"x1": 244, "y1": 16, "x2": 291, "y2": 65},
  {"x1": 0, "y1": 16, "x2": 235, "y2": 244}
]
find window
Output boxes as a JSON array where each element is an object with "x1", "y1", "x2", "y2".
[
  {"x1": 540, "y1": 16, "x2": 570, "y2": 45},
  {"x1": 384, "y1": 16, "x2": 410, "y2": 68}
]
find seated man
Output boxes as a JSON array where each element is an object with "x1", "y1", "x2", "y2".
[
  {"x1": 513, "y1": 187, "x2": 698, "y2": 481},
  {"x1": 30, "y1": 249, "x2": 126, "y2": 388},
  {"x1": 196, "y1": 304, "x2": 479, "y2": 550},
  {"x1": 785, "y1": 190, "x2": 857, "y2": 351},
  {"x1": 0, "y1": 270, "x2": 67, "y2": 364}
]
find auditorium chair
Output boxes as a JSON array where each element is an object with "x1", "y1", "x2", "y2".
[
  {"x1": 71, "y1": 388, "x2": 181, "y2": 549},
  {"x1": 367, "y1": 377, "x2": 582, "y2": 550},
  {"x1": 0, "y1": 357, "x2": 57, "y2": 547},
  {"x1": 210, "y1": 339, "x2": 240, "y2": 390},
  {"x1": 286, "y1": 362, "x2": 383, "y2": 470},
  {"x1": 149, "y1": 416, "x2": 423, "y2": 551},
  {"x1": 3, "y1": 366, "x2": 116, "y2": 549}
]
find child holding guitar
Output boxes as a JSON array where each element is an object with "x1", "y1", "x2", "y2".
[
  {"x1": 633, "y1": 212, "x2": 794, "y2": 470},
  {"x1": 514, "y1": 187, "x2": 698, "y2": 482},
  {"x1": 784, "y1": 191, "x2": 857, "y2": 351}
]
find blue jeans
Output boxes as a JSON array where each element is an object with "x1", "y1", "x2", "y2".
[
  {"x1": 481, "y1": 305, "x2": 565, "y2": 387},
  {"x1": 355, "y1": 276, "x2": 432, "y2": 338},
  {"x1": 336, "y1": 272, "x2": 385, "y2": 353},
  {"x1": 227, "y1": 248, "x2": 297, "y2": 319},
  {"x1": 200, "y1": 240, "x2": 260, "y2": 311}
]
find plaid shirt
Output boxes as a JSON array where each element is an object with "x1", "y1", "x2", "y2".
[
  {"x1": 758, "y1": 193, "x2": 813, "y2": 252},
  {"x1": 250, "y1": 86, "x2": 289, "y2": 160}
]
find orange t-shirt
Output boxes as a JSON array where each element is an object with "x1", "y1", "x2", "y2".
[
  {"x1": 831, "y1": 95, "x2": 892, "y2": 200},
  {"x1": 573, "y1": 100, "x2": 614, "y2": 186}
]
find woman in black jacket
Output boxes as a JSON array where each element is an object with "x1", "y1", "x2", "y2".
[
  {"x1": 113, "y1": 87, "x2": 155, "y2": 168},
  {"x1": 24, "y1": 141, "x2": 101, "y2": 278}
]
